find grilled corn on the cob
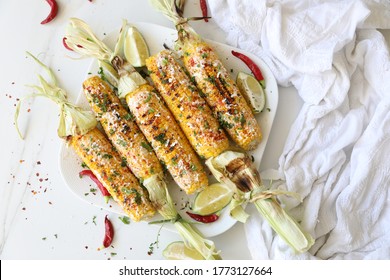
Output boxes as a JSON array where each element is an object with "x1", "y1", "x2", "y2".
[
  {"x1": 83, "y1": 76, "x2": 163, "y2": 181},
  {"x1": 146, "y1": 50, "x2": 229, "y2": 159},
  {"x1": 182, "y1": 42, "x2": 262, "y2": 151},
  {"x1": 69, "y1": 129, "x2": 156, "y2": 221},
  {"x1": 125, "y1": 84, "x2": 208, "y2": 194}
]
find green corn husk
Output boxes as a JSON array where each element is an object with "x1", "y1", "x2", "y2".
[
  {"x1": 206, "y1": 151, "x2": 314, "y2": 253},
  {"x1": 15, "y1": 52, "x2": 97, "y2": 139},
  {"x1": 143, "y1": 174, "x2": 220, "y2": 260},
  {"x1": 65, "y1": 18, "x2": 147, "y2": 98}
]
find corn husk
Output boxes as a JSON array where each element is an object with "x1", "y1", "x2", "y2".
[
  {"x1": 206, "y1": 151, "x2": 314, "y2": 253},
  {"x1": 15, "y1": 52, "x2": 97, "y2": 139}
]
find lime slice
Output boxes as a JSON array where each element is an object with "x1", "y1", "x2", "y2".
[
  {"x1": 236, "y1": 72, "x2": 266, "y2": 113},
  {"x1": 163, "y1": 241, "x2": 204, "y2": 260},
  {"x1": 124, "y1": 26, "x2": 150, "y2": 67},
  {"x1": 193, "y1": 183, "x2": 233, "y2": 215}
]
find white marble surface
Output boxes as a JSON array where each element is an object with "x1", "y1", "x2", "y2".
[{"x1": 0, "y1": 0, "x2": 332, "y2": 260}]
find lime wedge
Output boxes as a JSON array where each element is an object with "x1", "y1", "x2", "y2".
[
  {"x1": 163, "y1": 241, "x2": 204, "y2": 260},
  {"x1": 192, "y1": 183, "x2": 233, "y2": 215},
  {"x1": 124, "y1": 26, "x2": 150, "y2": 67},
  {"x1": 236, "y1": 72, "x2": 266, "y2": 113}
]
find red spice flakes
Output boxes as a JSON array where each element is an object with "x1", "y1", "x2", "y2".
[{"x1": 27, "y1": 109, "x2": 31, "y2": 113}]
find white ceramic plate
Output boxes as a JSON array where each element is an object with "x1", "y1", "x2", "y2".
[{"x1": 58, "y1": 22, "x2": 278, "y2": 237}]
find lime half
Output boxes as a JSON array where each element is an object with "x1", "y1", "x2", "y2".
[
  {"x1": 163, "y1": 241, "x2": 204, "y2": 260},
  {"x1": 124, "y1": 26, "x2": 150, "y2": 67},
  {"x1": 236, "y1": 72, "x2": 266, "y2": 113},
  {"x1": 192, "y1": 183, "x2": 233, "y2": 215}
]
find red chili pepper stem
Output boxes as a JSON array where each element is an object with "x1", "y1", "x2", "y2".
[
  {"x1": 103, "y1": 215, "x2": 114, "y2": 248},
  {"x1": 41, "y1": 0, "x2": 58, "y2": 25},
  {"x1": 79, "y1": 170, "x2": 111, "y2": 203},
  {"x1": 186, "y1": 211, "x2": 219, "y2": 223},
  {"x1": 231, "y1": 50, "x2": 266, "y2": 89},
  {"x1": 200, "y1": 0, "x2": 209, "y2": 22}
]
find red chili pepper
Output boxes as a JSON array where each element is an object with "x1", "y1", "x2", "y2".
[
  {"x1": 103, "y1": 215, "x2": 114, "y2": 248},
  {"x1": 231, "y1": 50, "x2": 265, "y2": 88},
  {"x1": 186, "y1": 211, "x2": 219, "y2": 223},
  {"x1": 41, "y1": 0, "x2": 58, "y2": 25},
  {"x1": 62, "y1": 37, "x2": 84, "y2": 51},
  {"x1": 79, "y1": 170, "x2": 111, "y2": 202},
  {"x1": 62, "y1": 37, "x2": 73, "y2": 51},
  {"x1": 200, "y1": 0, "x2": 208, "y2": 22}
]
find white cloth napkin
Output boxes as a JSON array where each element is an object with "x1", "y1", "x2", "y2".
[{"x1": 208, "y1": 0, "x2": 390, "y2": 259}]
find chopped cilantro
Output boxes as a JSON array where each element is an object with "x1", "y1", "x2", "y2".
[
  {"x1": 123, "y1": 112, "x2": 134, "y2": 121},
  {"x1": 144, "y1": 93, "x2": 152, "y2": 103},
  {"x1": 121, "y1": 157, "x2": 127, "y2": 167},
  {"x1": 217, "y1": 113, "x2": 234, "y2": 129},
  {"x1": 118, "y1": 216, "x2": 130, "y2": 225},
  {"x1": 154, "y1": 133, "x2": 167, "y2": 144},
  {"x1": 116, "y1": 138, "x2": 127, "y2": 147},
  {"x1": 141, "y1": 142, "x2": 153, "y2": 152},
  {"x1": 102, "y1": 153, "x2": 113, "y2": 159},
  {"x1": 121, "y1": 188, "x2": 142, "y2": 205}
]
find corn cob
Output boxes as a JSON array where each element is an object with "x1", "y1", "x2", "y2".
[
  {"x1": 69, "y1": 128, "x2": 156, "y2": 221},
  {"x1": 149, "y1": 0, "x2": 261, "y2": 151},
  {"x1": 16, "y1": 53, "x2": 155, "y2": 222},
  {"x1": 146, "y1": 50, "x2": 229, "y2": 159},
  {"x1": 125, "y1": 84, "x2": 208, "y2": 194},
  {"x1": 149, "y1": 0, "x2": 314, "y2": 253},
  {"x1": 83, "y1": 76, "x2": 163, "y2": 181},
  {"x1": 182, "y1": 42, "x2": 262, "y2": 151},
  {"x1": 65, "y1": 18, "x2": 222, "y2": 260}
]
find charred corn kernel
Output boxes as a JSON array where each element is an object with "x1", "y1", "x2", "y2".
[
  {"x1": 125, "y1": 84, "x2": 208, "y2": 194},
  {"x1": 83, "y1": 76, "x2": 163, "y2": 181},
  {"x1": 182, "y1": 42, "x2": 262, "y2": 151},
  {"x1": 146, "y1": 50, "x2": 230, "y2": 159},
  {"x1": 68, "y1": 127, "x2": 155, "y2": 221}
]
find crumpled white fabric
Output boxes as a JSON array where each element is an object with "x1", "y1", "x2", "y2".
[{"x1": 208, "y1": 0, "x2": 390, "y2": 259}]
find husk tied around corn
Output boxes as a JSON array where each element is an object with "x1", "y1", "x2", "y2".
[{"x1": 206, "y1": 151, "x2": 314, "y2": 253}]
